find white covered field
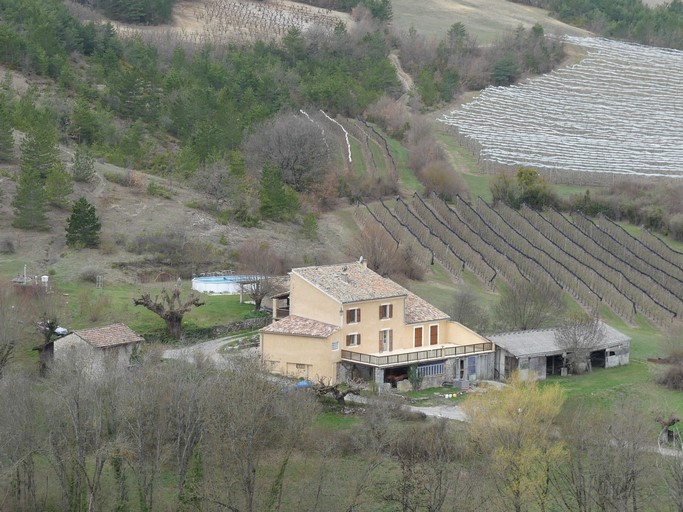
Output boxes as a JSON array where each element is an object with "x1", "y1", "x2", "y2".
[{"x1": 441, "y1": 37, "x2": 683, "y2": 180}]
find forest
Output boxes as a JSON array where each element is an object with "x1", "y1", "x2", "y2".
[{"x1": 510, "y1": 0, "x2": 683, "y2": 48}]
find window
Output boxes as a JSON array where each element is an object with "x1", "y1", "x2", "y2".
[
  {"x1": 379, "y1": 303, "x2": 393, "y2": 319},
  {"x1": 468, "y1": 356, "x2": 476, "y2": 379},
  {"x1": 414, "y1": 326, "x2": 423, "y2": 348},
  {"x1": 429, "y1": 324, "x2": 439, "y2": 345},
  {"x1": 346, "y1": 308, "x2": 361, "y2": 324},
  {"x1": 458, "y1": 359, "x2": 465, "y2": 380},
  {"x1": 346, "y1": 333, "x2": 361, "y2": 346},
  {"x1": 331, "y1": 341, "x2": 339, "y2": 351},
  {"x1": 379, "y1": 329, "x2": 393, "y2": 352}
]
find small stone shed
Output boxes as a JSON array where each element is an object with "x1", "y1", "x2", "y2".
[
  {"x1": 490, "y1": 321, "x2": 630, "y2": 380},
  {"x1": 54, "y1": 323, "x2": 144, "y2": 374}
]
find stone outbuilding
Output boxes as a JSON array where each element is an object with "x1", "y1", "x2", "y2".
[{"x1": 54, "y1": 323, "x2": 144, "y2": 374}]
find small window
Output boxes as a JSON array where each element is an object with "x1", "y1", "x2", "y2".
[
  {"x1": 295, "y1": 363, "x2": 306, "y2": 370},
  {"x1": 331, "y1": 341, "x2": 340, "y2": 351},
  {"x1": 379, "y1": 304, "x2": 393, "y2": 319},
  {"x1": 346, "y1": 333, "x2": 361, "y2": 346},
  {"x1": 346, "y1": 308, "x2": 361, "y2": 324}
]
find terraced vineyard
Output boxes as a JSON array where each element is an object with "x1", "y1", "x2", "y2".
[
  {"x1": 441, "y1": 37, "x2": 683, "y2": 183},
  {"x1": 362, "y1": 195, "x2": 683, "y2": 327}
]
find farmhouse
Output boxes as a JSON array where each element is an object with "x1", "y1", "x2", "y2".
[
  {"x1": 490, "y1": 322, "x2": 630, "y2": 380},
  {"x1": 54, "y1": 323, "x2": 144, "y2": 374},
  {"x1": 260, "y1": 261, "x2": 495, "y2": 389}
]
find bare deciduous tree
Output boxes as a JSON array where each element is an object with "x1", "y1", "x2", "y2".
[
  {"x1": 238, "y1": 239, "x2": 286, "y2": 311},
  {"x1": 133, "y1": 287, "x2": 205, "y2": 339},
  {"x1": 243, "y1": 112, "x2": 330, "y2": 192},
  {"x1": 0, "y1": 284, "x2": 19, "y2": 378},
  {"x1": 556, "y1": 315, "x2": 605, "y2": 374},
  {"x1": 494, "y1": 278, "x2": 565, "y2": 331},
  {"x1": 193, "y1": 161, "x2": 231, "y2": 211},
  {"x1": 351, "y1": 223, "x2": 425, "y2": 281},
  {"x1": 203, "y1": 356, "x2": 318, "y2": 512}
]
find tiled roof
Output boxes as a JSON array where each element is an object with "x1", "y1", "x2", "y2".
[
  {"x1": 261, "y1": 315, "x2": 340, "y2": 338},
  {"x1": 405, "y1": 292, "x2": 449, "y2": 323},
  {"x1": 293, "y1": 262, "x2": 407, "y2": 303},
  {"x1": 292, "y1": 262, "x2": 450, "y2": 324},
  {"x1": 488, "y1": 321, "x2": 630, "y2": 358},
  {"x1": 75, "y1": 323, "x2": 144, "y2": 349}
]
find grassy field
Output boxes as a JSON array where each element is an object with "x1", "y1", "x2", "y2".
[{"x1": 391, "y1": 0, "x2": 591, "y2": 42}]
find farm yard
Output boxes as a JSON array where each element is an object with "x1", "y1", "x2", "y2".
[{"x1": 442, "y1": 36, "x2": 683, "y2": 183}]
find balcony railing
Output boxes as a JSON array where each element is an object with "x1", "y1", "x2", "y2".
[{"x1": 341, "y1": 342, "x2": 494, "y2": 367}]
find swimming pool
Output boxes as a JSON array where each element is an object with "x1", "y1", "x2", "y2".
[{"x1": 191, "y1": 275, "x2": 262, "y2": 294}]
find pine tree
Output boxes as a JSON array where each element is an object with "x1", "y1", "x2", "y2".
[
  {"x1": 260, "y1": 162, "x2": 299, "y2": 221},
  {"x1": 20, "y1": 124, "x2": 61, "y2": 180},
  {"x1": 46, "y1": 164, "x2": 73, "y2": 208},
  {"x1": 12, "y1": 167, "x2": 48, "y2": 230},
  {"x1": 0, "y1": 93, "x2": 14, "y2": 163},
  {"x1": 71, "y1": 145, "x2": 95, "y2": 182},
  {"x1": 66, "y1": 197, "x2": 101, "y2": 248}
]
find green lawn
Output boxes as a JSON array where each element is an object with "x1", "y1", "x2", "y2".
[
  {"x1": 387, "y1": 137, "x2": 423, "y2": 194},
  {"x1": 349, "y1": 138, "x2": 365, "y2": 176},
  {"x1": 56, "y1": 281, "x2": 254, "y2": 335}
]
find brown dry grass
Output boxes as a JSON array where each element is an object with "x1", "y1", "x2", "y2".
[{"x1": 391, "y1": 0, "x2": 591, "y2": 42}]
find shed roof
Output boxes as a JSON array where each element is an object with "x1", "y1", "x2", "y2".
[
  {"x1": 261, "y1": 315, "x2": 339, "y2": 338},
  {"x1": 72, "y1": 323, "x2": 144, "y2": 349},
  {"x1": 488, "y1": 322, "x2": 630, "y2": 358}
]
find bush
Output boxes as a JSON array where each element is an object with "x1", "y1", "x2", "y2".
[
  {"x1": 0, "y1": 238, "x2": 15, "y2": 254},
  {"x1": 79, "y1": 268, "x2": 99, "y2": 283},
  {"x1": 420, "y1": 161, "x2": 467, "y2": 201},
  {"x1": 657, "y1": 364, "x2": 683, "y2": 391},
  {"x1": 103, "y1": 171, "x2": 130, "y2": 186},
  {"x1": 147, "y1": 181, "x2": 173, "y2": 198}
]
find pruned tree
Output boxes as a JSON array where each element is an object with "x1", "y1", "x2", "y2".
[
  {"x1": 494, "y1": 278, "x2": 565, "y2": 331},
  {"x1": 243, "y1": 112, "x2": 330, "y2": 192},
  {"x1": 312, "y1": 378, "x2": 362, "y2": 406},
  {"x1": 556, "y1": 314, "x2": 605, "y2": 374},
  {"x1": 133, "y1": 287, "x2": 205, "y2": 339}
]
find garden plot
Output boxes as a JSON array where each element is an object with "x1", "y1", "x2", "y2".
[{"x1": 441, "y1": 37, "x2": 683, "y2": 182}]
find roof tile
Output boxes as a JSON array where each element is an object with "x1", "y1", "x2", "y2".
[
  {"x1": 261, "y1": 315, "x2": 339, "y2": 338},
  {"x1": 75, "y1": 323, "x2": 144, "y2": 348}
]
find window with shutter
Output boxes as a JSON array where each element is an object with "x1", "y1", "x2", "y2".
[
  {"x1": 429, "y1": 325, "x2": 438, "y2": 345},
  {"x1": 379, "y1": 304, "x2": 393, "y2": 319},
  {"x1": 346, "y1": 333, "x2": 361, "y2": 346},
  {"x1": 379, "y1": 329, "x2": 393, "y2": 352},
  {"x1": 414, "y1": 326, "x2": 423, "y2": 347},
  {"x1": 346, "y1": 308, "x2": 361, "y2": 324}
]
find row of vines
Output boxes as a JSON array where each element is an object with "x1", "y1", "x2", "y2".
[{"x1": 362, "y1": 194, "x2": 683, "y2": 327}]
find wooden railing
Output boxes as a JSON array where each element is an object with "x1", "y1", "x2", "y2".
[{"x1": 341, "y1": 342, "x2": 494, "y2": 367}]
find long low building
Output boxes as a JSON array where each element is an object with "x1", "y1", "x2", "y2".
[{"x1": 489, "y1": 322, "x2": 631, "y2": 380}]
